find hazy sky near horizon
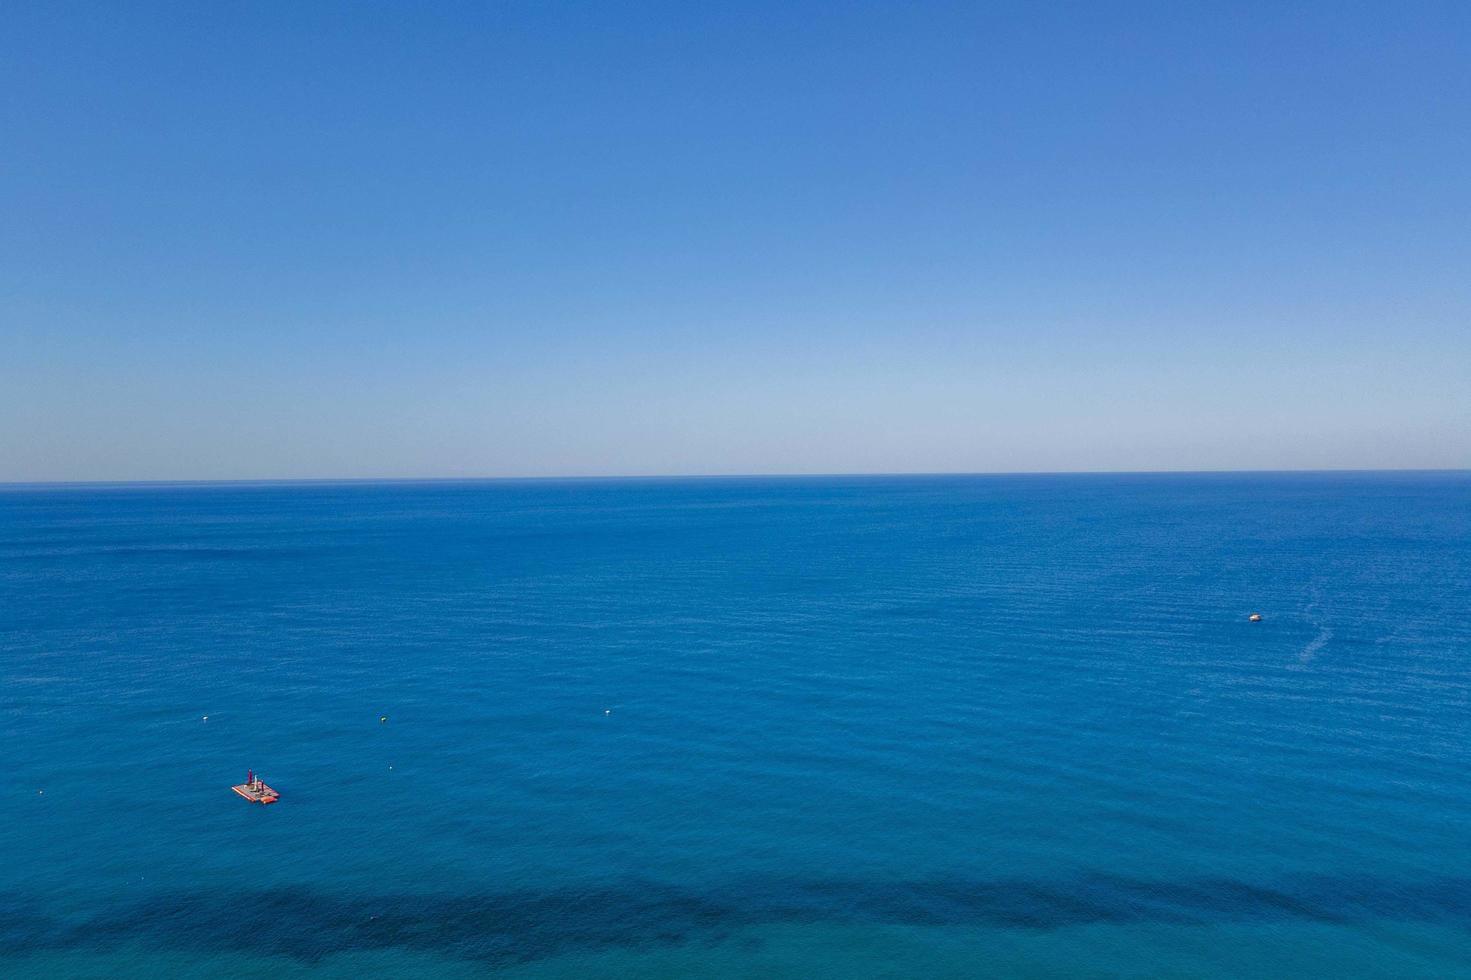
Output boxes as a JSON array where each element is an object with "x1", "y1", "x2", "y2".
[{"x1": 3, "y1": 1, "x2": 1468, "y2": 481}]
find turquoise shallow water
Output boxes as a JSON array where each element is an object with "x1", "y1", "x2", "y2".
[{"x1": 2, "y1": 473, "x2": 1469, "y2": 977}]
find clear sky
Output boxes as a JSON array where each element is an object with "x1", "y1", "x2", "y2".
[{"x1": 3, "y1": 2, "x2": 1468, "y2": 480}]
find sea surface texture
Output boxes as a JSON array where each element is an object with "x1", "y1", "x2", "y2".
[{"x1": 2, "y1": 473, "x2": 1469, "y2": 978}]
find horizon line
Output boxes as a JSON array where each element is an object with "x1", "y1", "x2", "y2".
[{"x1": 2, "y1": 466, "x2": 1467, "y2": 490}]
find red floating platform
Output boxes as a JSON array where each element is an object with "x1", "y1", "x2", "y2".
[{"x1": 232, "y1": 771, "x2": 279, "y2": 804}]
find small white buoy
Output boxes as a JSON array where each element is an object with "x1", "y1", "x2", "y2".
[{"x1": 604, "y1": 709, "x2": 611, "y2": 715}]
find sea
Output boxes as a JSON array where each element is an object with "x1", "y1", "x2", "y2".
[{"x1": 2, "y1": 472, "x2": 1468, "y2": 978}]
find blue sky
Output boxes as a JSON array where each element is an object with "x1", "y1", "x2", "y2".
[{"x1": 3, "y1": 1, "x2": 1468, "y2": 480}]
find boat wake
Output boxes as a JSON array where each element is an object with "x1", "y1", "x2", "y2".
[{"x1": 1300, "y1": 625, "x2": 1332, "y2": 664}]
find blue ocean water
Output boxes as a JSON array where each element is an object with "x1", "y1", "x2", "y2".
[{"x1": 2, "y1": 473, "x2": 1469, "y2": 977}]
